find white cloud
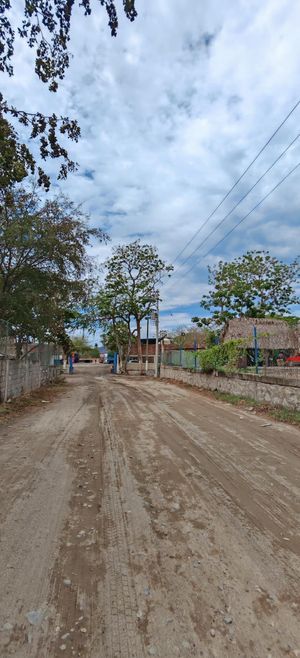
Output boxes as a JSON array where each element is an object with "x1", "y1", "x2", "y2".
[{"x1": 3, "y1": 0, "x2": 300, "y2": 320}]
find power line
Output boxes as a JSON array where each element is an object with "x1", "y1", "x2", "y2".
[
  {"x1": 166, "y1": 137, "x2": 300, "y2": 291},
  {"x1": 172, "y1": 98, "x2": 300, "y2": 264},
  {"x1": 182, "y1": 160, "x2": 300, "y2": 276},
  {"x1": 177, "y1": 133, "x2": 300, "y2": 270}
]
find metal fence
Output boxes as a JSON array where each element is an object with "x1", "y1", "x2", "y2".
[
  {"x1": 161, "y1": 349, "x2": 300, "y2": 379},
  {"x1": 162, "y1": 349, "x2": 200, "y2": 370}
]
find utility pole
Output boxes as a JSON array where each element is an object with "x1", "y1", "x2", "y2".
[
  {"x1": 253, "y1": 326, "x2": 259, "y2": 374},
  {"x1": 193, "y1": 333, "x2": 198, "y2": 370},
  {"x1": 154, "y1": 296, "x2": 159, "y2": 378},
  {"x1": 145, "y1": 316, "x2": 150, "y2": 374}
]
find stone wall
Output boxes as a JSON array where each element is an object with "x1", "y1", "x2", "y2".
[
  {"x1": 160, "y1": 366, "x2": 300, "y2": 411},
  {"x1": 0, "y1": 359, "x2": 61, "y2": 403}
]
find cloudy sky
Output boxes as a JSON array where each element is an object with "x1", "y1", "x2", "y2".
[{"x1": 4, "y1": 0, "x2": 300, "y2": 335}]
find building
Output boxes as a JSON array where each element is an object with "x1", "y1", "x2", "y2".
[
  {"x1": 128, "y1": 332, "x2": 208, "y2": 361},
  {"x1": 128, "y1": 338, "x2": 163, "y2": 363},
  {"x1": 222, "y1": 317, "x2": 299, "y2": 363}
]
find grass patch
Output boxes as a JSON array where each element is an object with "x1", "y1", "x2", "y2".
[{"x1": 213, "y1": 391, "x2": 300, "y2": 427}]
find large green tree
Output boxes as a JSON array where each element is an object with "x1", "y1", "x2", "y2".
[
  {"x1": 0, "y1": 0, "x2": 138, "y2": 188},
  {"x1": 0, "y1": 185, "x2": 107, "y2": 353},
  {"x1": 99, "y1": 241, "x2": 173, "y2": 367},
  {"x1": 198, "y1": 250, "x2": 300, "y2": 326},
  {"x1": 96, "y1": 285, "x2": 134, "y2": 372}
]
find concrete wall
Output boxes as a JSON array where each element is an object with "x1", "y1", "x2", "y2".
[
  {"x1": 126, "y1": 363, "x2": 155, "y2": 376},
  {"x1": 0, "y1": 359, "x2": 61, "y2": 403},
  {"x1": 256, "y1": 367, "x2": 300, "y2": 380},
  {"x1": 161, "y1": 366, "x2": 300, "y2": 411}
]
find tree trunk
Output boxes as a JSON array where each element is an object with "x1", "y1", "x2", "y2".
[
  {"x1": 117, "y1": 344, "x2": 123, "y2": 373},
  {"x1": 124, "y1": 321, "x2": 132, "y2": 374}
]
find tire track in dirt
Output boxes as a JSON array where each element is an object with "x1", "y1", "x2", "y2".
[
  {"x1": 0, "y1": 372, "x2": 100, "y2": 658},
  {"x1": 113, "y1": 377, "x2": 300, "y2": 555},
  {"x1": 1, "y1": 367, "x2": 299, "y2": 658},
  {"x1": 102, "y1": 375, "x2": 300, "y2": 657},
  {"x1": 98, "y1": 391, "x2": 146, "y2": 658}
]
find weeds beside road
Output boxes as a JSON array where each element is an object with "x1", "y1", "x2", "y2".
[{"x1": 213, "y1": 390, "x2": 300, "y2": 426}]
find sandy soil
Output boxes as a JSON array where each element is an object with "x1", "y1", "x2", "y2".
[{"x1": 0, "y1": 364, "x2": 299, "y2": 658}]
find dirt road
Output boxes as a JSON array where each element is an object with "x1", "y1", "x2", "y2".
[{"x1": 0, "y1": 365, "x2": 299, "y2": 658}]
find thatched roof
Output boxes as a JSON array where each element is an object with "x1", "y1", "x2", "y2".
[{"x1": 222, "y1": 318, "x2": 300, "y2": 350}]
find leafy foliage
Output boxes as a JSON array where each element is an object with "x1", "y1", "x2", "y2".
[
  {"x1": 198, "y1": 339, "x2": 246, "y2": 374},
  {"x1": 191, "y1": 316, "x2": 216, "y2": 329},
  {"x1": 102, "y1": 320, "x2": 136, "y2": 371},
  {"x1": 96, "y1": 286, "x2": 133, "y2": 371},
  {"x1": 100, "y1": 241, "x2": 173, "y2": 364},
  {"x1": 170, "y1": 326, "x2": 214, "y2": 349},
  {"x1": 0, "y1": 185, "x2": 108, "y2": 347},
  {"x1": 271, "y1": 315, "x2": 300, "y2": 327},
  {"x1": 0, "y1": 118, "x2": 34, "y2": 189},
  {"x1": 171, "y1": 327, "x2": 189, "y2": 348},
  {"x1": 0, "y1": 0, "x2": 137, "y2": 187},
  {"x1": 200, "y1": 251, "x2": 300, "y2": 325},
  {"x1": 94, "y1": 241, "x2": 172, "y2": 369},
  {"x1": 71, "y1": 336, "x2": 99, "y2": 358},
  {"x1": 191, "y1": 316, "x2": 220, "y2": 347},
  {"x1": 0, "y1": 100, "x2": 81, "y2": 190}
]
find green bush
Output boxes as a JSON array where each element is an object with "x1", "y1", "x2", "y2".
[{"x1": 197, "y1": 340, "x2": 245, "y2": 374}]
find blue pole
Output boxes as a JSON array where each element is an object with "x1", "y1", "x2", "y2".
[
  {"x1": 113, "y1": 352, "x2": 118, "y2": 374},
  {"x1": 68, "y1": 354, "x2": 74, "y2": 375},
  {"x1": 253, "y1": 326, "x2": 258, "y2": 374},
  {"x1": 194, "y1": 337, "x2": 197, "y2": 369}
]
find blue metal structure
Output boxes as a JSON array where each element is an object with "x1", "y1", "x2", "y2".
[
  {"x1": 68, "y1": 354, "x2": 74, "y2": 374},
  {"x1": 113, "y1": 352, "x2": 118, "y2": 373}
]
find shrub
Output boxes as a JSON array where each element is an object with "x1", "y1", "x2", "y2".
[{"x1": 197, "y1": 340, "x2": 246, "y2": 374}]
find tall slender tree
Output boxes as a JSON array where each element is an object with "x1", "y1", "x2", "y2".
[
  {"x1": 99, "y1": 241, "x2": 173, "y2": 368},
  {"x1": 96, "y1": 286, "x2": 133, "y2": 372}
]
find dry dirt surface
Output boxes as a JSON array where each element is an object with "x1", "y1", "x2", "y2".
[{"x1": 0, "y1": 364, "x2": 299, "y2": 658}]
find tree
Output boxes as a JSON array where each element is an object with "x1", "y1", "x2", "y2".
[
  {"x1": 71, "y1": 336, "x2": 99, "y2": 358},
  {"x1": 170, "y1": 325, "x2": 218, "y2": 350},
  {"x1": 191, "y1": 316, "x2": 217, "y2": 330},
  {"x1": 0, "y1": 118, "x2": 34, "y2": 190},
  {"x1": 96, "y1": 285, "x2": 133, "y2": 372},
  {"x1": 191, "y1": 316, "x2": 220, "y2": 347},
  {"x1": 0, "y1": 0, "x2": 138, "y2": 188},
  {"x1": 0, "y1": 185, "x2": 108, "y2": 352},
  {"x1": 199, "y1": 251, "x2": 300, "y2": 326},
  {"x1": 171, "y1": 327, "x2": 189, "y2": 349},
  {"x1": 102, "y1": 320, "x2": 135, "y2": 372},
  {"x1": 99, "y1": 241, "x2": 173, "y2": 368}
]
